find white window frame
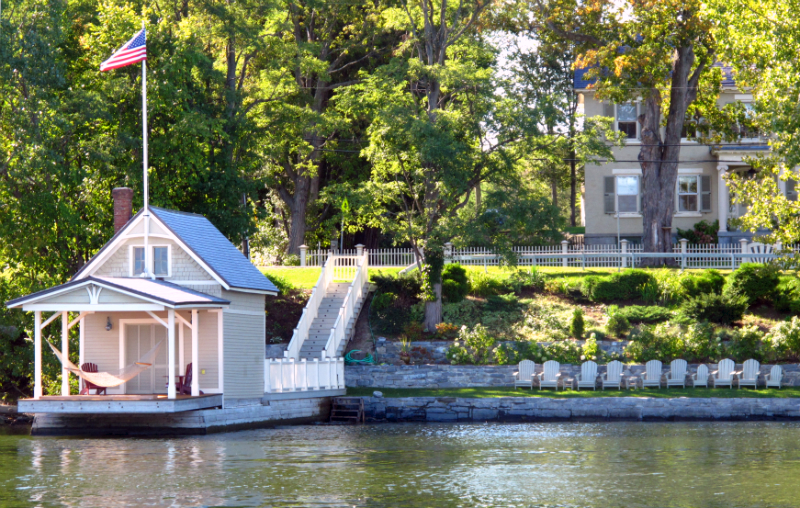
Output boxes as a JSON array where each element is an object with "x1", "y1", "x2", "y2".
[
  {"x1": 674, "y1": 168, "x2": 705, "y2": 217},
  {"x1": 611, "y1": 170, "x2": 642, "y2": 217},
  {"x1": 614, "y1": 103, "x2": 640, "y2": 141},
  {"x1": 129, "y1": 244, "x2": 172, "y2": 277},
  {"x1": 739, "y1": 101, "x2": 761, "y2": 142}
]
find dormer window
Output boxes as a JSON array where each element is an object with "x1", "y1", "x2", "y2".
[{"x1": 130, "y1": 245, "x2": 171, "y2": 277}]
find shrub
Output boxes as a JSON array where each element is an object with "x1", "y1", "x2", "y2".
[
  {"x1": 435, "y1": 322, "x2": 460, "y2": 340},
  {"x1": 446, "y1": 324, "x2": 497, "y2": 364},
  {"x1": 680, "y1": 293, "x2": 748, "y2": 325},
  {"x1": 683, "y1": 322, "x2": 723, "y2": 363},
  {"x1": 765, "y1": 316, "x2": 800, "y2": 360},
  {"x1": 612, "y1": 305, "x2": 672, "y2": 324},
  {"x1": 542, "y1": 341, "x2": 582, "y2": 364},
  {"x1": 676, "y1": 220, "x2": 719, "y2": 244},
  {"x1": 262, "y1": 272, "x2": 295, "y2": 295},
  {"x1": 570, "y1": 308, "x2": 585, "y2": 339},
  {"x1": 724, "y1": 263, "x2": 781, "y2": 305},
  {"x1": 371, "y1": 271, "x2": 423, "y2": 305},
  {"x1": 625, "y1": 323, "x2": 686, "y2": 362},
  {"x1": 485, "y1": 293, "x2": 522, "y2": 312},
  {"x1": 503, "y1": 268, "x2": 546, "y2": 293},
  {"x1": 726, "y1": 325, "x2": 767, "y2": 362},
  {"x1": 680, "y1": 270, "x2": 725, "y2": 298},
  {"x1": 371, "y1": 292, "x2": 396, "y2": 312},
  {"x1": 281, "y1": 254, "x2": 301, "y2": 266},
  {"x1": 605, "y1": 313, "x2": 631, "y2": 338},
  {"x1": 441, "y1": 264, "x2": 470, "y2": 303},
  {"x1": 468, "y1": 272, "x2": 506, "y2": 297},
  {"x1": 581, "y1": 335, "x2": 602, "y2": 362},
  {"x1": 402, "y1": 322, "x2": 425, "y2": 342},
  {"x1": 581, "y1": 269, "x2": 656, "y2": 302},
  {"x1": 774, "y1": 279, "x2": 800, "y2": 314}
]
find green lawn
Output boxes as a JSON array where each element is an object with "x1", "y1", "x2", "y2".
[
  {"x1": 261, "y1": 266, "x2": 406, "y2": 289},
  {"x1": 347, "y1": 386, "x2": 800, "y2": 399}
]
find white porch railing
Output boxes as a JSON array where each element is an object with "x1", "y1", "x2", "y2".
[
  {"x1": 284, "y1": 255, "x2": 336, "y2": 359},
  {"x1": 322, "y1": 252, "x2": 369, "y2": 359},
  {"x1": 264, "y1": 357, "x2": 345, "y2": 393}
]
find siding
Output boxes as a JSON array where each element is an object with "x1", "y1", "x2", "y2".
[
  {"x1": 92, "y1": 238, "x2": 210, "y2": 281},
  {"x1": 223, "y1": 310, "x2": 266, "y2": 399},
  {"x1": 221, "y1": 289, "x2": 265, "y2": 313}
]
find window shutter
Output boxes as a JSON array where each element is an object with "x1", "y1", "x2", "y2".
[
  {"x1": 700, "y1": 175, "x2": 712, "y2": 211},
  {"x1": 787, "y1": 179, "x2": 798, "y2": 202},
  {"x1": 604, "y1": 176, "x2": 616, "y2": 214},
  {"x1": 603, "y1": 102, "x2": 615, "y2": 118}
]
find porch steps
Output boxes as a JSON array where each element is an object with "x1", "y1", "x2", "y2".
[
  {"x1": 298, "y1": 283, "x2": 367, "y2": 360},
  {"x1": 330, "y1": 397, "x2": 365, "y2": 424}
]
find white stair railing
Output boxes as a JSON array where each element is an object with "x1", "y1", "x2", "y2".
[
  {"x1": 322, "y1": 251, "x2": 369, "y2": 359},
  {"x1": 284, "y1": 255, "x2": 335, "y2": 359},
  {"x1": 265, "y1": 357, "x2": 345, "y2": 393}
]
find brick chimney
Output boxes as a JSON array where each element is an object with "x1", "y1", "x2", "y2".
[{"x1": 112, "y1": 187, "x2": 134, "y2": 233}]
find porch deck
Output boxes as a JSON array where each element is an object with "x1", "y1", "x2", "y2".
[{"x1": 18, "y1": 393, "x2": 223, "y2": 414}]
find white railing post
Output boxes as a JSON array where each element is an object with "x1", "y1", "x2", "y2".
[
  {"x1": 679, "y1": 238, "x2": 688, "y2": 270},
  {"x1": 299, "y1": 359, "x2": 308, "y2": 391},
  {"x1": 312, "y1": 358, "x2": 320, "y2": 390},
  {"x1": 739, "y1": 238, "x2": 749, "y2": 269},
  {"x1": 620, "y1": 239, "x2": 628, "y2": 269},
  {"x1": 288, "y1": 357, "x2": 296, "y2": 392},
  {"x1": 444, "y1": 242, "x2": 453, "y2": 263},
  {"x1": 355, "y1": 244, "x2": 364, "y2": 258},
  {"x1": 561, "y1": 240, "x2": 569, "y2": 268},
  {"x1": 299, "y1": 244, "x2": 308, "y2": 267},
  {"x1": 264, "y1": 359, "x2": 270, "y2": 393}
]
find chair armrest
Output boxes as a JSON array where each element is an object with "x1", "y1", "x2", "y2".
[
  {"x1": 575, "y1": 374, "x2": 582, "y2": 382},
  {"x1": 555, "y1": 373, "x2": 562, "y2": 378}
]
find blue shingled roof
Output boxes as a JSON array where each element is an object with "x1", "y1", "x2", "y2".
[{"x1": 151, "y1": 207, "x2": 278, "y2": 293}]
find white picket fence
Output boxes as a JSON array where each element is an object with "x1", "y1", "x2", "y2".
[
  {"x1": 264, "y1": 357, "x2": 345, "y2": 393},
  {"x1": 295, "y1": 240, "x2": 796, "y2": 270}
]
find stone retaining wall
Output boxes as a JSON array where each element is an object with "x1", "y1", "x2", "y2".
[
  {"x1": 346, "y1": 363, "x2": 800, "y2": 388},
  {"x1": 361, "y1": 396, "x2": 800, "y2": 422}
]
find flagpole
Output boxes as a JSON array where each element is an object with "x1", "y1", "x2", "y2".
[{"x1": 142, "y1": 20, "x2": 151, "y2": 278}]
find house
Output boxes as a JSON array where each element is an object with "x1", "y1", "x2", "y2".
[{"x1": 575, "y1": 66, "x2": 798, "y2": 246}]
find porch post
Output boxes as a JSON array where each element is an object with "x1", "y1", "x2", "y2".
[
  {"x1": 717, "y1": 164, "x2": 729, "y2": 232},
  {"x1": 178, "y1": 320, "x2": 185, "y2": 374},
  {"x1": 191, "y1": 309, "x2": 199, "y2": 397},
  {"x1": 61, "y1": 311, "x2": 69, "y2": 396},
  {"x1": 167, "y1": 309, "x2": 176, "y2": 399},
  {"x1": 34, "y1": 310, "x2": 42, "y2": 399}
]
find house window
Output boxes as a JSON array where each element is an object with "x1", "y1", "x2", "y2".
[
  {"x1": 787, "y1": 178, "x2": 797, "y2": 202},
  {"x1": 616, "y1": 104, "x2": 638, "y2": 139},
  {"x1": 604, "y1": 175, "x2": 640, "y2": 214},
  {"x1": 676, "y1": 174, "x2": 712, "y2": 213},
  {"x1": 133, "y1": 247, "x2": 146, "y2": 275},
  {"x1": 153, "y1": 247, "x2": 169, "y2": 276}
]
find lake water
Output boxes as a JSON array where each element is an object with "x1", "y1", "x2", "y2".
[{"x1": 1, "y1": 422, "x2": 798, "y2": 507}]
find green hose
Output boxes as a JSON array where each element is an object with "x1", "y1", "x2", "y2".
[{"x1": 345, "y1": 349, "x2": 375, "y2": 365}]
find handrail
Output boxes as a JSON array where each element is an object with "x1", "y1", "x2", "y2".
[
  {"x1": 322, "y1": 251, "x2": 369, "y2": 359},
  {"x1": 284, "y1": 255, "x2": 335, "y2": 359}
]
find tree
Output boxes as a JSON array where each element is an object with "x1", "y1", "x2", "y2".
[
  {"x1": 339, "y1": 0, "x2": 552, "y2": 330},
  {"x1": 532, "y1": 0, "x2": 716, "y2": 261}
]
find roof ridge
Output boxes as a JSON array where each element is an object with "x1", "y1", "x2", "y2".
[{"x1": 149, "y1": 206, "x2": 208, "y2": 219}]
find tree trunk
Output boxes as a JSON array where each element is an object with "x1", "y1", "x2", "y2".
[
  {"x1": 569, "y1": 153, "x2": 577, "y2": 227},
  {"x1": 423, "y1": 282, "x2": 442, "y2": 332},
  {"x1": 551, "y1": 178, "x2": 558, "y2": 208},
  {"x1": 287, "y1": 176, "x2": 311, "y2": 255}
]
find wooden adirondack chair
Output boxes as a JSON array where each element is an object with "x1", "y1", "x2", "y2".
[
  {"x1": 692, "y1": 364, "x2": 710, "y2": 388},
  {"x1": 514, "y1": 360, "x2": 536, "y2": 389},
  {"x1": 575, "y1": 361, "x2": 598, "y2": 390},
  {"x1": 538, "y1": 360, "x2": 561, "y2": 390},
  {"x1": 739, "y1": 359, "x2": 760, "y2": 389},
  {"x1": 601, "y1": 360, "x2": 624, "y2": 390},
  {"x1": 642, "y1": 360, "x2": 663, "y2": 388},
  {"x1": 765, "y1": 365, "x2": 783, "y2": 389},
  {"x1": 79, "y1": 363, "x2": 107, "y2": 395},
  {"x1": 175, "y1": 363, "x2": 204, "y2": 395},
  {"x1": 714, "y1": 359, "x2": 736, "y2": 388},
  {"x1": 666, "y1": 359, "x2": 688, "y2": 389}
]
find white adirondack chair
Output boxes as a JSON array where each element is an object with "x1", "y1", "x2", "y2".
[
  {"x1": 747, "y1": 242, "x2": 777, "y2": 264},
  {"x1": 666, "y1": 359, "x2": 688, "y2": 388},
  {"x1": 575, "y1": 361, "x2": 598, "y2": 390},
  {"x1": 514, "y1": 360, "x2": 536, "y2": 389},
  {"x1": 641, "y1": 360, "x2": 663, "y2": 388},
  {"x1": 601, "y1": 360, "x2": 624, "y2": 390},
  {"x1": 714, "y1": 359, "x2": 736, "y2": 388},
  {"x1": 538, "y1": 360, "x2": 561, "y2": 390},
  {"x1": 739, "y1": 359, "x2": 760, "y2": 389},
  {"x1": 692, "y1": 364, "x2": 710, "y2": 388},
  {"x1": 765, "y1": 365, "x2": 783, "y2": 389}
]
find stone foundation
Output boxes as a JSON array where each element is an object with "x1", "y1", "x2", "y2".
[
  {"x1": 361, "y1": 396, "x2": 800, "y2": 422},
  {"x1": 346, "y1": 363, "x2": 800, "y2": 389}
]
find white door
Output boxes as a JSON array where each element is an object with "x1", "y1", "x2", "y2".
[{"x1": 124, "y1": 323, "x2": 178, "y2": 394}]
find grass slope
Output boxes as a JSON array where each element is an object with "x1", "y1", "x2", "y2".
[{"x1": 347, "y1": 386, "x2": 800, "y2": 399}]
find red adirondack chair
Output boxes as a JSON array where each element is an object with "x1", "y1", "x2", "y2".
[
  {"x1": 79, "y1": 363, "x2": 107, "y2": 395},
  {"x1": 176, "y1": 363, "x2": 203, "y2": 395}
]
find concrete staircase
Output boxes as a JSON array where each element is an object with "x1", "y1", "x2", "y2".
[{"x1": 298, "y1": 283, "x2": 367, "y2": 359}]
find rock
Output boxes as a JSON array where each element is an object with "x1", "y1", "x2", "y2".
[{"x1": 373, "y1": 391, "x2": 383, "y2": 398}]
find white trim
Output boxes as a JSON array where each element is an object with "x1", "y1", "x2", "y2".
[
  {"x1": 222, "y1": 308, "x2": 265, "y2": 317},
  {"x1": 612, "y1": 168, "x2": 642, "y2": 175},
  {"x1": 229, "y1": 287, "x2": 278, "y2": 296},
  {"x1": 23, "y1": 303, "x2": 165, "y2": 311},
  {"x1": 674, "y1": 212, "x2": 703, "y2": 218},
  {"x1": 123, "y1": 233, "x2": 173, "y2": 240},
  {"x1": 678, "y1": 168, "x2": 703, "y2": 175},
  {"x1": 170, "y1": 280, "x2": 220, "y2": 286},
  {"x1": 129, "y1": 243, "x2": 172, "y2": 277},
  {"x1": 40, "y1": 311, "x2": 62, "y2": 329},
  {"x1": 119, "y1": 318, "x2": 161, "y2": 396},
  {"x1": 145, "y1": 310, "x2": 169, "y2": 328},
  {"x1": 68, "y1": 311, "x2": 93, "y2": 330},
  {"x1": 616, "y1": 213, "x2": 642, "y2": 218},
  {"x1": 218, "y1": 310, "x2": 224, "y2": 400},
  {"x1": 735, "y1": 94, "x2": 753, "y2": 100}
]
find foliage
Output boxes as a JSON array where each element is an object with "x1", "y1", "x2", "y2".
[
  {"x1": 676, "y1": 220, "x2": 720, "y2": 244},
  {"x1": 725, "y1": 326, "x2": 768, "y2": 363},
  {"x1": 282, "y1": 255, "x2": 301, "y2": 267},
  {"x1": 542, "y1": 341, "x2": 582, "y2": 365},
  {"x1": 570, "y1": 308, "x2": 585, "y2": 339},
  {"x1": 503, "y1": 268, "x2": 546, "y2": 293},
  {"x1": 435, "y1": 322, "x2": 460, "y2": 340},
  {"x1": 724, "y1": 263, "x2": 781, "y2": 305},
  {"x1": 371, "y1": 292, "x2": 397, "y2": 312},
  {"x1": 441, "y1": 265, "x2": 470, "y2": 303},
  {"x1": 765, "y1": 317, "x2": 800, "y2": 361},
  {"x1": 581, "y1": 269, "x2": 656, "y2": 302},
  {"x1": 679, "y1": 293, "x2": 748, "y2": 325},
  {"x1": 371, "y1": 272, "x2": 423, "y2": 306},
  {"x1": 680, "y1": 269, "x2": 726, "y2": 298},
  {"x1": 625, "y1": 323, "x2": 686, "y2": 363},
  {"x1": 683, "y1": 322, "x2": 723, "y2": 363},
  {"x1": 446, "y1": 325, "x2": 497, "y2": 365},
  {"x1": 485, "y1": 294, "x2": 523, "y2": 313},
  {"x1": 610, "y1": 305, "x2": 673, "y2": 324},
  {"x1": 581, "y1": 335, "x2": 602, "y2": 362},
  {"x1": 264, "y1": 281, "x2": 308, "y2": 344},
  {"x1": 774, "y1": 279, "x2": 800, "y2": 315},
  {"x1": 402, "y1": 322, "x2": 425, "y2": 342},
  {"x1": 605, "y1": 313, "x2": 631, "y2": 338},
  {"x1": 469, "y1": 273, "x2": 507, "y2": 298}
]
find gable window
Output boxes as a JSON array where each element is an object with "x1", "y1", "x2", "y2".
[
  {"x1": 676, "y1": 174, "x2": 711, "y2": 213},
  {"x1": 153, "y1": 247, "x2": 169, "y2": 276},
  {"x1": 133, "y1": 247, "x2": 146, "y2": 275},
  {"x1": 604, "y1": 175, "x2": 640, "y2": 214}
]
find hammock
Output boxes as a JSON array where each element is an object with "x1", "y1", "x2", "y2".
[{"x1": 47, "y1": 340, "x2": 163, "y2": 388}]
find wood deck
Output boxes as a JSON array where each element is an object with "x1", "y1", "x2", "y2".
[{"x1": 18, "y1": 393, "x2": 223, "y2": 414}]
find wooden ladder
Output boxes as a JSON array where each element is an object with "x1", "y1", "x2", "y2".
[{"x1": 330, "y1": 397, "x2": 365, "y2": 424}]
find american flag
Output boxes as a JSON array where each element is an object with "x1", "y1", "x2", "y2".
[{"x1": 100, "y1": 28, "x2": 147, "y2": 71}]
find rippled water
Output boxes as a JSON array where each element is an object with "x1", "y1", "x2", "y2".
[{"x1": 0, "y1": 422, "x2": 798, "y2": 507}]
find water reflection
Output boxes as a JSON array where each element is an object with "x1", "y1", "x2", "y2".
[{"x1": 0, "y1": 422, "x2": 798, "y2": 507}]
